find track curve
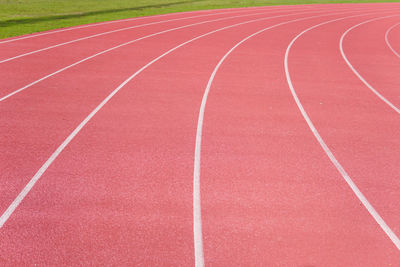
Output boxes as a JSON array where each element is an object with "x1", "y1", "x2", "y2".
[
  {"x1": 385, "y1": 22, "x2": 400, "y2": 59},
  {"x1": 1, "y1": 3, "x2": 400, "y2": 266}
]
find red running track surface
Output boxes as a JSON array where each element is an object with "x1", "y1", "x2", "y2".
[{"x1": 0, "y1": 3, "x2": 399, "y2": 266}]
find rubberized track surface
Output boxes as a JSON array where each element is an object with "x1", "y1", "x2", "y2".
[{"x1": 1, "y1": 3, "x2": 400, "y2": 266}]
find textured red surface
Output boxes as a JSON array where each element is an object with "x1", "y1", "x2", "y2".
[{"x1": 0, "y1": 3, "x2": 399, "y2": 266}]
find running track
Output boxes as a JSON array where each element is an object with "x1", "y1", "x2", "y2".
[{"x1": 1, "y1": 3, "x2": 400, "y2": 266}]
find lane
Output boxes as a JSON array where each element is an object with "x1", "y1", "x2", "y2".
[
  {"x1": 287, "y1": 9, "x2": 400, "y2": 258},
  {"x1": 341, "y1": 16, "x2": 400, "y2": 109},
  {"x1": 0, "y1": 8, "x2": 309, "y2": 101},
  {"x1": 0, "y1": 7, "x2": 337, "y2": 265}
]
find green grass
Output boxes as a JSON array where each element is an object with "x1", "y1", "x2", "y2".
[{"x1": 0, "y1": 0, "x2": 398, "y2": 38}]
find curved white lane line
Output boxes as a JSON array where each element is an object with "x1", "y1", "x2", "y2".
[
  {"x1": 340, "y1": 15, "x2": 400, "y2": 114},
  {"x1": 192, "y1": 9, "x2": 384, "y2": 267},
  {"x1": 0, "y1": 8, "x2": 273, "y2": 64},
  {"x1": 0, "y1": 5, "x2": 345, "y2": 230},
  {"x1": 0, "y1": 9, "x2": 328, "y2": 102},
  {"x1": 385, "y1": 22, "x2": 400, "y2": 59},
  {"x1": 284, "y1": 15, "x2": 400, "y2": 250},
  {"x1": 0, "y1": 13, "x2": 174, "y2": 45}
]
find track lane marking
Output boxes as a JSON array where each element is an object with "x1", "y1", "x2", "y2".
[
  {"x1": 0, "y1": 8, "x2": 329, "y2": 102},
  {"x1": 192, "y1": 9, "x2": 388, "y2": 267},
  {"x1": 284, "y1": 13, "x2": 400, "y2": 250},
  {"x1": 340, "y1": 15, "x2": 400, "y2": 114},
  {"x1": 385, "y1": 22, "x2": 400, "y2": 59}
]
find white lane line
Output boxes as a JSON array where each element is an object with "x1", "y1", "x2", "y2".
[
  {"x1": 0, "y1": 4, "x2": 339, "y2": 230},
  {"x1": 340, "y1": 15, "x2": 400, "y2": 115},
  {"x1": 284, "y1": 14, "x2": 400, "y2": 250},
  {"x1": 0, "y1": 8, "x2": 326, "y2": 102},
  {"x1": 192, "y1": 9, "x2": 381, "y2": 267},
  {"x1": 0, "y1": 8, "x2": 271, "y2": 64},
  {"x1": 0, "y1": 7, "x2": 240, "y2": 45},
  {"x1": 0, "y1": 13, "x2": 172, "y2": 45},
  {"x1": 385, "y1": 22, "x2": 400, "y2": 59}
]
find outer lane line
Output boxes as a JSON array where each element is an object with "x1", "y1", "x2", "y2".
[
  {"x1": 0, "y1": 8, "x2": 279, "y2": 64},
  {"x1": 284, "y1": 14, "x2": 400, "y2": 250},
  {"x1": 0, "y1": 8, "x2": 330, "y2": 102},
  {"x1": 0, "y1": 13, "x2": 175, "y2": 45},
  {"x1": 0, "y1": 7, "x2": 253, "y2": 45},
  {"x1": 385, "y1": 22, "x2": 400, "y2": 59},
  {"x1": 339, "y1": 15, "x2": 400, "y2": 115},
  {"x1": 0, "y1": 4, "x2": 339, "y2": 230},
  {"x1": 191, "y1": 9, "x2": 392, "y2": 267}
]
